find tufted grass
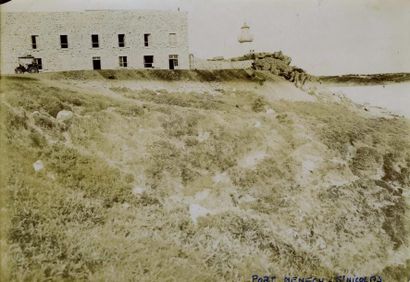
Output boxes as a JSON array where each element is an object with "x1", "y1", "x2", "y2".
[{"x1": 1, "y1": 73, "x2": 410, "y2": 281}]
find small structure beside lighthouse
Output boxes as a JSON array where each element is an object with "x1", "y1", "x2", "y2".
[{"x1": 238, "y1": 22, "x2": 254, "y2": 55}]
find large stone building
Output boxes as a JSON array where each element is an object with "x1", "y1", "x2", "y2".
[{"x1": 0, "y1": 10, "x2": 189, "y2": 74}]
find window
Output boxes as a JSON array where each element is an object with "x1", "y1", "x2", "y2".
[
  {"x1": 91, "y1": 34, "x2": 99, "y2": 48},
  {"x1": 34, "y1": 58, "x2": 42, "y2": 70},
  {"x1": 144, "y1": 55, "x2": 154, "y2": 68},
  {"x1": 119, "y1": 56, "x2": 128, "y2": 68},
  {"x1": 144, "y1": 33, "x2": 151, "y2": 47},
  {"x1": 31, "y1": 35, "x2": 38, "y2": 49},
  {"x1": 169, "y1": 33, "x2": 177, "y2": 46},
  {"x1": 60, "y1": 35, "x2": 68, "y2": 48},
  {"x1": 169, "y1": 54, "x2": 178, "y2": 69},
  {"x1": 118, "y1": 34, "x2": 125, "y2": 47},
  {"x1": 93, "y1": 57, "x2": 101, "y2": 70}
]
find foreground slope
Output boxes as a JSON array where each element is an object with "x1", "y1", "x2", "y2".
[{"x1": 1, "y1": 70, "x2": 410, "y2": 281}]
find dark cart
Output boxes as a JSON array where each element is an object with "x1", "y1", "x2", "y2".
[{"x1": 15, "y1": 55, "x2": 40, "y2": 74}]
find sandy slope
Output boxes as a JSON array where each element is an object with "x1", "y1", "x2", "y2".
[{"x1": 1, "y1": 70, "x2": 410, "y2": 281}]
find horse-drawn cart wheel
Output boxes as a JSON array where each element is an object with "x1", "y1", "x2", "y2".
[{"x1": 15, "y1": 67, "x2": 25, "y2": 74}]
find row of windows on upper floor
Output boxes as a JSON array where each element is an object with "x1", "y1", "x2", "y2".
[{"x1": 30, "y1": 33, "x2": 178, "y2": 49}]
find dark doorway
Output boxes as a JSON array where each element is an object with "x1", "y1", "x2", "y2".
[
  {"x1": 169, "y1": 54, "x2": 178, "y2": 70},
  {"x1": 93, "y1": 57, "x2": 101, "y2": 70},
  {"x1": 169, "y1": 59, "x2": 175, "y2": 70},
  {"x1": 34, "y1": 58, "x2": 43, "y2": 70}
]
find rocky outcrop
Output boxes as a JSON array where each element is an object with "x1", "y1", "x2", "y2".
[{"x1": 246, "y1": 51, "x2": 312, "y2": 87}]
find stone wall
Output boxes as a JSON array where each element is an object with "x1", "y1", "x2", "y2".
[
  {"x1": 0, "y1": 10, "x2": 189, "y2": 74},
  {"x1": 190, "y1": 56, "x2": 253, "y2": 70}
]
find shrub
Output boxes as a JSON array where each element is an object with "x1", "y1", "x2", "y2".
[{"x1": 251, "y1": 97, "x2": 267, "y2": 112}]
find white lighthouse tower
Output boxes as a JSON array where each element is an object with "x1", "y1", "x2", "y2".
[{"x1": 238, "y1": 22, "x2": 254, "y2": 56}]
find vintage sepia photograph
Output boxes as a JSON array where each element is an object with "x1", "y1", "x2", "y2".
[{"x1": 0, "y1": 0, "x2": 409, "y2": 281}]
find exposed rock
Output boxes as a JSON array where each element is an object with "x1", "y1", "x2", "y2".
[
  {"x1": 266, "y1": 108, "x2": 276, "y2": 116},
  {"x1": 316, "y1": 237, "x2": 327, "y2": 250},
  {"x1": 212, "y1": 172, "x2": 230, "y2": 184},
  {"x1": 189, "y1": 204, "x2": 211, "y2": 224},
  {"x1": 33, "y1": 160, "x2": 44, "y2": 172},
  {"x1": 56, "y1": 110, "x2": 74, "y2": 122},
  {"x1": 238, "y1": 150, "x2": 267, "y2": 169},
  {"x1": 132, "y1": 186, "x2": 146, "y2": 196},
  {"x1": 194, "y1": 190, "x2": 210, "y2": 201},
  {"x1": 238, "y1": 194, "x2": 256, "y2": 204},
  {"x1": 250, "y1": 51, "x2": 312, "y2": 88},
  {"x1": 254, "y1": 120, "x2": 261, "y2": 128},
  {"x1": 197, "y1": 131, "x2": 210, "y2": 142}
]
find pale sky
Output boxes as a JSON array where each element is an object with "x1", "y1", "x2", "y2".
[{"x1": 2, "y1": 0, "x2": 409, "y2": 75}]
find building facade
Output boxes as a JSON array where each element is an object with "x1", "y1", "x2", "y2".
[{"x1": 0, "y1": 10, "x2": 189, "y2": 74}]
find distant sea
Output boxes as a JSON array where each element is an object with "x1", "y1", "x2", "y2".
[{"x1": 329, "y1": 82, "x2": 410, "y2": 118}]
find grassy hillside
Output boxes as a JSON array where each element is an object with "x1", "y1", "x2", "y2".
[{"x1": 1, "y1": 71, "x2": 410, "y2": 281}]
